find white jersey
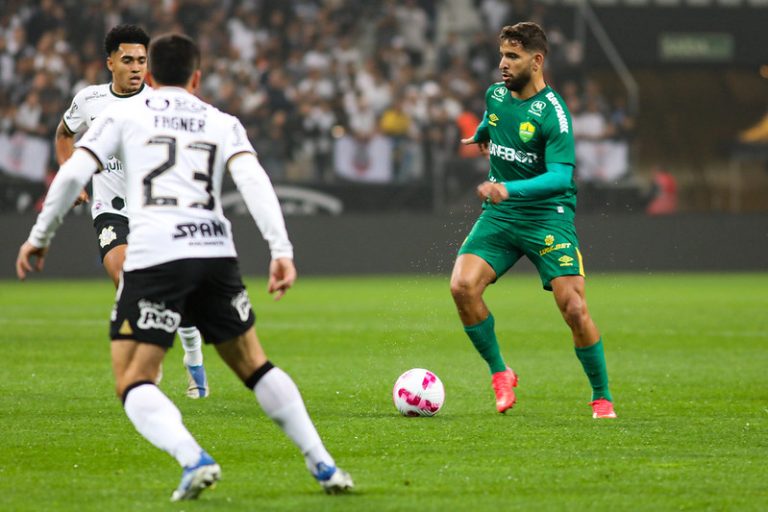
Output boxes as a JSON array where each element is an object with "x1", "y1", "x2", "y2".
[
  {"x1": 72, "y1": 87, "x2": 277, "y2": 271},
  {"x1": 62, "y1": 82, "x2": 152, "y2": 220}
]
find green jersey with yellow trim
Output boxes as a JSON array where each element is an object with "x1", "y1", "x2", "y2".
[{"x1": 476, "y1": 83, "x2": 576, "y2": 221}]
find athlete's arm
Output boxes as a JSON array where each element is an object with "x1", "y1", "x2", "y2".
[
  {"x1": 460, "y1": 111, "x2": 491, "y2": 156},
  {"x1": 54, "y1": 120, "x2": 76, "y2": 164},
  {"x1": 17, "y1": 150, "x2": 100, "y2": 279},
  {"x1": 54, "y1": 120, "x2": 89, "y2": 205},
  {"x1": 476, "y1": 163, "x2": 574, "y2": 204},
  {"x1": 503, "y1": 162, "x2": 573, "y2": 198},
  {"x1": 228, "y1": 152, "x2": 295, "y2": 300}
]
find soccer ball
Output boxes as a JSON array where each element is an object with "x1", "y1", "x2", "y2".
[{"x1": 392, "y1": 368, "x2": 445, "y2": 417}]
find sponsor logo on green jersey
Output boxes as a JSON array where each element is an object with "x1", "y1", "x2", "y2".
[
  {"x1": 492, "y1": 86, "x2": 508, "y2": 102},
  {"x1": 528, "y1": 100, "x2": 547, "y2": 117},
  {"x1": 545, "y1": 91, "x2": 569, "y2": 134},
  {"x1": 519, "y1": 121, "x2": 535, "y2": 143},
  {"x1": 489, "y1": 141, "x2": 538, "y2": 164},
  {"x1": 558, "y1": 255, "x2": 574, "y2": 266}
]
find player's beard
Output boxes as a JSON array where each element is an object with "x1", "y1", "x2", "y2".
[{"x1": 504, "y1": 68, "x2": 532, "y2": 93}]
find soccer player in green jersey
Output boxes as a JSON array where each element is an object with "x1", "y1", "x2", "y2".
[{"x1": 451, "y1": 22, "x2": 616, "y2": 419}]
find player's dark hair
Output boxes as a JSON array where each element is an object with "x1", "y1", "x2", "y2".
[
  {"x1": 499, "y1": 22, "x2": 548, "y2": 56},
  {"x1": 104, "y1": 24, "x2": 150, "y2": 56},
  {"x1": 149, "y1": 33, "x2": 200, "y2": 86}
]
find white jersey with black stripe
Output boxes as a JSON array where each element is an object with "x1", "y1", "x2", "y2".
[
  {"x1": 75, "y1": 86, "x2": 257, "y2": 271},
  {"x1": 62, "y1": 82, "x2": 152, "y2": 220}
]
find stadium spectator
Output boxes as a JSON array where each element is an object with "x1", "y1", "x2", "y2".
[{"x1": 0, "y1": 0, "x2": 630, "y2": 198}]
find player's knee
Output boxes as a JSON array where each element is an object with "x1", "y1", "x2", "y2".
[
  {"x1": 561, "y1": 295, "x2": 587, "y2": 328},
  {"x1": 450, "y1": 275, "x2": 481, "y2": 301}
]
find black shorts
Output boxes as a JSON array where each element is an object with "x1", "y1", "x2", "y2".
[
  {"x1": 93, "y1": 213, "x2": 129, "y2": 261},
  {"x1": 110, "y1": 257, "x2": 255, "y2": 347}
]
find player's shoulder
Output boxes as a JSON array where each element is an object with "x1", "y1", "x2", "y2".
[
  {"x1": 540, "y1": 86, "x2": 569, "y2": 114},
  {"x1": 538, "y1": 86, "x2": 572, "y2": 135},
  {"x1": 485, "y1": 81, "x2": 507, "y2": 97},
  {"x1": 71, "y1": 82, "x2": 112, "y2": 104}
]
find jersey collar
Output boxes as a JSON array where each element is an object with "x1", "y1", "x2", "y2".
[{"x1": 109, "y1": 81, "x2": 145, "y2": 98}]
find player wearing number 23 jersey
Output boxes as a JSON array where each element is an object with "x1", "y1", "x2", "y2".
[{"x1": 73, "y1": 87, "x2": 292, "y2": 272}]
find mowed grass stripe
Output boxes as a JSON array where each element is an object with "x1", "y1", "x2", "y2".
[{"x1": 0, "y1": 273, "x2": 766, "y2": 511}]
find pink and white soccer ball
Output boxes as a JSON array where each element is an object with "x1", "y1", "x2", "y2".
[{"x1": 392, "y1": 368, "x2": 445, "y2": 417}]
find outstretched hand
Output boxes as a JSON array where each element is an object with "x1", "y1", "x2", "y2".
[
  {"x1": 460, "y1": 137, "x2": 490, "y2": 157},
  {"x1": 16, "y1": 241, "x2": 48, "y2": 280},
  {"x1": 476, "y1": 181, "x2": 509, "y2": 204},
  {"x1": 268, "y1": 257, "x2": 297, "y2": 301}
]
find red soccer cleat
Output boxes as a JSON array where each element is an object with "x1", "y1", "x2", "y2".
[
  {"x1": 491, "y1": 368, "x2": 518, "y2": 413},
  {"x1": 590, "y1": 398, "x2": 617, "y2": 418}
]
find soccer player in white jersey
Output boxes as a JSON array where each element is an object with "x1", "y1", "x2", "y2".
[
  {"x1": 17, "y1": 33, "x2": 354, "y2": 500},
  {"x1": 54, "y1": 25, "x2": 210, "y2": 399}
]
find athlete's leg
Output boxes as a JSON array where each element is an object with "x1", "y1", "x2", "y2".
[
  {"x1": 178, "y1": 321, "x2": 208, "y2": 399},
  {"x1": 551, "y1": 276, "x2": 615, "y2": 412},
  {"x1": 214, "y1": 327, "x2": 353, "y2": 493},
  {"x1": 112, "y1": 341, "x2": 210, "y2": 466},
  {"x1": 103, "y1": 243, "x2": 126, "y2": 288},
  {"x1": 450, "y1": 254, "x2": 517, "y2": 412},
  {"x1": 450, "y1": 253, "x2": 496, "y2": 326}
]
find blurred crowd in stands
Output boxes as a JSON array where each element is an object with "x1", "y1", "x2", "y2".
[{"x1": 0, "y1": 0, "x2": 633, "y2": 197}]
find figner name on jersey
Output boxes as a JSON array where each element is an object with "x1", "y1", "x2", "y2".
[{"x1": 154, "y1": 115, "x2": 205, "y2": 132}]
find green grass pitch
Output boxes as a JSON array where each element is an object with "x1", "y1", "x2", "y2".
[{"x1": 1, "y1": 273, "x2": 766, "y2": 511}]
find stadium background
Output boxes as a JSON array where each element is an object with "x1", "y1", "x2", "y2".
[{"x1": 1, "y1": 0, "x2": 767, "y2": 276}]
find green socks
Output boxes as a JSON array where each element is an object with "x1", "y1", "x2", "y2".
[
  {"x1": 575, "y1": 339, "x2": 613, "y2": 402},
  {"x1": 464, "y1": 313, "x2": 507, "y2": 374}
]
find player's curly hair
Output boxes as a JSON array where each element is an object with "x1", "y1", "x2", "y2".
[
  {"x1": 104, "y1": 24, "x2": 150, "y2": 56},
  {"x1": 499, "y1": 22, "x2": 548, "y2": 56}
]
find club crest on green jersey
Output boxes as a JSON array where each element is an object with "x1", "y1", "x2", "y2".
[{"x1": 519, "y1": 121, "x2": 536, "y2": 143}]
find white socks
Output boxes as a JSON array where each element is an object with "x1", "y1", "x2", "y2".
[
  {"x1": 123, "y1": 383, "x2": 202, "y2": 468},
  {"x1": 178, "y1": 326, "x2": 203, "y2": 366},
  {"x1": 253, "y1": 367, "x2": 335, "y2": 473}
]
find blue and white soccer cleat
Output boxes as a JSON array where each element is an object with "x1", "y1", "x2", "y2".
[
  {"x1": 313, "y1": 462, "x2": 354, "y2": 494},
  {"x1": 184, "y1": 363, "x2": 209, "y2": 399},
  {"x1": 170, "y1": 451, "x2": 221, "y2": 501}
]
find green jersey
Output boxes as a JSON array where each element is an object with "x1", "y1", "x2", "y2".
[{"x1": 475, "y1": 83, "x2": 577, "y2": 221}]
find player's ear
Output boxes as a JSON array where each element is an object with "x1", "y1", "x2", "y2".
[
  {"x1": 145, "y1": 72, "x2": 154, "y2": 87},
  {"x1": 189, "y1": 70, "x2": 202, "y2": 92},
  {"x1": 532, "y1": 52, "x2": 544, "y2": 72},
  {"x1": 106, "y1": 55, "x2": 114, "y2": 72}
]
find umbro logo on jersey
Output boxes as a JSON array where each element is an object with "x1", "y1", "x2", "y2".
[{"x1": 558, "y1": 255, "x2": 574, "y2": 267}]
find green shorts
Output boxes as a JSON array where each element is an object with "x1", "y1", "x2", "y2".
[{"x1": 458, "y1": 212, "x2": 585, "y2": 290}]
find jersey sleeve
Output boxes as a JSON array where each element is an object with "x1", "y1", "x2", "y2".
[
  {"x1": 61, "y1": 91, "x2": 86, "y2": 134},
  {"x1": 542, "y1": 110, "x2": 576, "y2": 166},
  {"x1": 222, "y1": 117, "x2": 256, "y2": 163},
  {"x1": 74, "y1": 109, "x2": 123, "y2": 168}
]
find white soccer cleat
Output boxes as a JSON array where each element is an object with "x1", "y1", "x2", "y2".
[
  {"x1": 170, "y1": 451, "x2": 221, "y2": 501},
  {"x1": 313, "y1": 463, "x2": 354, "y2": 494}
]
